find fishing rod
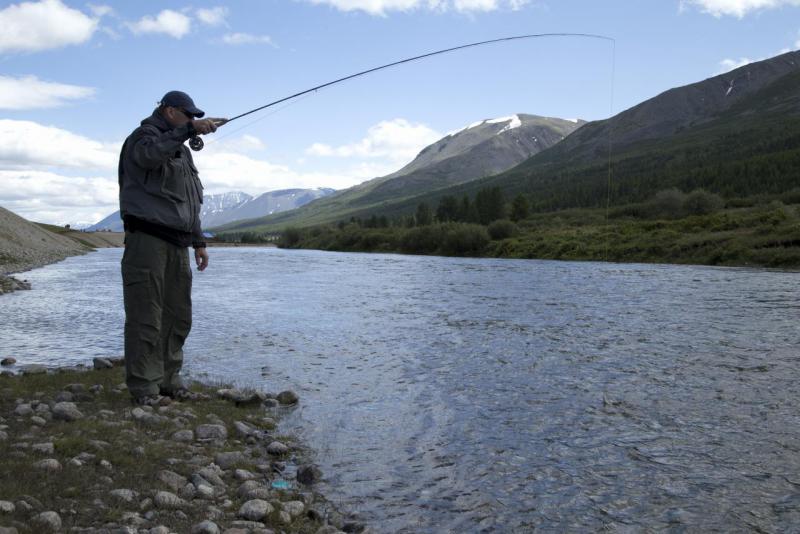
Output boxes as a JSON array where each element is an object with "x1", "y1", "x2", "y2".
[{"x1": 189, "y1": 32, "x2": 614, "y2": 151}]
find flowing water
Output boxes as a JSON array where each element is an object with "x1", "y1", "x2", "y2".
[{"x1": 2, "y1": 247, "x2": 799, "y2": 532}]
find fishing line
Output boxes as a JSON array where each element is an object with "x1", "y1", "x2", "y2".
[{"x1": 192, "y1": 32, "x2": 615, "y2": 150}]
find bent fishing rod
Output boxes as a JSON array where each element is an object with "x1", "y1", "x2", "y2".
[{"x1": 189, "y1": 32, "x2": 614, "y2": 151}]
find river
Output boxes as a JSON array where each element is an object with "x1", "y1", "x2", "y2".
[{"x1": 2, "y1": 247, "x2": 799, "y2": 532}]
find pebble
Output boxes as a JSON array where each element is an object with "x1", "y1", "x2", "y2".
[
  {"x1": 266, "y1": 441, "x2": 289, "y2": 456},
  {"x1": 196, "y1": 466, "x2": 226, "y2": 487},
  {"x1": 237, "y1": 481, "x2": 271, "y2": 500},
  {"x1": 191, "y1": 520, "x2": 221, "y2": 534},
  {"x1": 283, "y1": 500, "x2": 306, "y2": 518},
  {"x1": 196, "y1": 424, "x2": 227, "y2": 441},
  {"x1": 153, "y1": 490, "x2": 186, "y2": 509},
  {"x1": 234, "y1": 469, "x2": 258, "y2": 481},
  {"x1": 33, "y1": 458, "x2": 62, "y2": 471},
  {"x1": 52, "y1": 402, "x2": 84, "y2": 422},
  {"x1": 93, "y1": 357, "x2": 114, "y2": 370},
  {"x1": 30, "y1": 416, "x2": 47, "y2": 426},
  {"x1": 31, "y1": 442, "x2": 54, "y2": 454},
  {"x1": 31, "y1": 511, "x2": 61, "y2": 532},
  {"x1": 172, "y1": 429, "x2": 194, "y2": 442},
  {"x1": 276, "y1": 390, "x2": 299, "y2": 405},
  {"x1": 278, "y1": 510, "x2": 292, "y2": 524},
  {"x1": 0, "y1": 358, "x2": 16, "y2": 366},
  {"x1": 157, "y1": 470, "x2": 188, "y2": 492},
  {"x1": 196, "y1": 483, "x2": 215, "y2": 499},
  {"x1": 238, "y1": 499, "x2": 273, "y2": 521},
  {"x1": 179, "y1": 482, "x2": 197, "y2": 500},
  {"x1": 233, "y1": 421, "x2": 256, "y2": 437},
  {"x1": 215, "y1": 451, "x2": 247, "y2": 469},
  {"x1": 297, "y1": 464, "x2": 323, "y2": 485},
  {"x1": 109, "y1": 489, "x2": 137, "y2": 503}
]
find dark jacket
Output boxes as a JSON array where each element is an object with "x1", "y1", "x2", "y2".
[{"x1": 118, "y1": 111, "x2": 204, "y2": 244}]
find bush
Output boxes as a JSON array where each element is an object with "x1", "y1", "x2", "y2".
[
  {"x1": 278, "y1": 227, "x2": 303, "y2": 248},
  {"x1": 440, "y1": 224, "x2": 489, "y2": 255},
  {"x1": 684, "y1": 189, "x2": 724, "y2": 216},
  {"x1": 645, "y1": 189, "x2": 686, "y2": 219},
  {"x1": 400, "y1": 225, "x2": 443, "y2": 254},
  {"x1": 487, "y1": 219, "x2": 518, "y2": 240}
]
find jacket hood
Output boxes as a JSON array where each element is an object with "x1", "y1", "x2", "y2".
[{"x1": 141, "y1": 110, "x2": 171, "y2": 131}]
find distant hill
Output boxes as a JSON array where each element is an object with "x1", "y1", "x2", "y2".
[
  {"x1": 88, "y1": 188, "x2": 335, "y2": 232},
  {"x1": 217, "y1": 114, "x2": 583, "y2": 233}
]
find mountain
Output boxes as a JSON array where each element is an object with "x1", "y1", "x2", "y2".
[
  {"x1": 87, "y1": 188, "x2": 335, "y2": 232},
  {"x1": 276, "y1": 49, "x2": 800, "y2": 222},
  {"x1": 217, "y1": 114, "x2": 583, "y2": 232}
]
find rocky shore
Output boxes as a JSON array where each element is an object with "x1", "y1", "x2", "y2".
[{"x1": 0, "y1": 359, "x2": 366, "y2": 534}]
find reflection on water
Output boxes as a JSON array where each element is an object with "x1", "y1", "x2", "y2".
[{"x1": 2, "y1": 248, "x2": 799, "y2": 532}]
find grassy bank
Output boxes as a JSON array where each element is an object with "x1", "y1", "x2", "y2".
[
  {"x1": 0, "y1": 364, "x2": 350, "y2": 534},
  {"x1": 273, "y1": 199, "x2": 800, "y2": 268}
]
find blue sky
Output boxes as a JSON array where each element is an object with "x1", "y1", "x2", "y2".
[{"x1": 1, "y1": 0, "x2": 799, "y2": 225}]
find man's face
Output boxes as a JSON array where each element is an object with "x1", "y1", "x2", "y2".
[{"x1": 163, "y1": 106, "x2": 194, "y2": 127}]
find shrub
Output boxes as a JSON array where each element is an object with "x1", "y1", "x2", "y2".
[
  {"x1": 684, "y1": 189, "x2": 724, "y2": 216},
  {"x1": 278, "y1": 227, "x2": 303, "y2": 248},
  {"x1": 440, "y1": 224, "x2": 489, "y2": 255},
  {"x1": 487, "y1": 219, "x2": 518, "y2": 240}
]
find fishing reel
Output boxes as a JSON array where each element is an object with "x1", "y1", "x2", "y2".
[{"x1": 189, "y1": 136, "x2": 204, "y2": 151}]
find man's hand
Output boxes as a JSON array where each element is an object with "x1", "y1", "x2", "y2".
[
  {"x1": 195, "y1": 247, "x2": 209, "y2": 271},
  {"x1": 191, "y1": 118, "x2": 227, "y2": 135}
]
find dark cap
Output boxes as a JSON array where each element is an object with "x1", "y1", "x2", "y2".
[{"x1": 159, "y1": 90, "x2": 205, "y2": 118}]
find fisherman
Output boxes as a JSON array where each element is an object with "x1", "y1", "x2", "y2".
[{"x1": 118, "y1": 90, "x2": 225, "y2": 406}]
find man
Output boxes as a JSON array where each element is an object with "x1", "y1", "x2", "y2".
[{"x1": 118, "y1": 90, "x2": 225, "y2": 406}]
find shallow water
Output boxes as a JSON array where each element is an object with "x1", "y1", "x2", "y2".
[{"x1": 2, "y1": 247, "x2": 799, "y2": 532}]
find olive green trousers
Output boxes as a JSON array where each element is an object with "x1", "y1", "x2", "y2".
[{"x1": 121, "y1": 231, "x2": 192, "y2": 397}]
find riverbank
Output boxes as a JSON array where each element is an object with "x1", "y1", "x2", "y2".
[{"x1": 0, "y1": 361, "x2": 360, "y2": 534}]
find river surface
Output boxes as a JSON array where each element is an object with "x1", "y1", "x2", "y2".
[{"x1": 2, "y1": 247, "x2": 799, "y2": 532}]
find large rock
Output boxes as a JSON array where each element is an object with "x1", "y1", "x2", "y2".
[
  {"x1": 52, "y1": 402, "x2": 84, "y2": 422},
  {"x1": 237, "y1": 499, "x2": 273, "y2": 521},
  {"x1": 283, "y1": 500, "x2": 305, "y2": 518},
  {"x1": 0, "y1": 358, "x2": 16, "y2": 366},
  {"x1": 196, "y1": 424, "x2": 227, "y2": 441},
  {"x1": 190, "y1": 520, "x2": 221, "y2": 534},
  {"x1": 276, "y1": 390, "x2": 299, "y2": 405},
  {"x1": 297, "y1": 464, "x2": 323, "y2": 485},
  {"x1": 31, "y1": 511, "x2": 61, "y2": 532},
  {"x1": 153, "y1": 491, "x2": 185, "y2": 509},
  {"x1": 266, "y1": 441, "x2": 289, "y2": 456},
  {"x1": 93, "y1": 357, "x2": 114, "y2": 370}
]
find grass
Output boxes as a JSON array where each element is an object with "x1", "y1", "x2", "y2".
[{"x1": 0, "y1": 365, "x2": 327, "y2": 533}]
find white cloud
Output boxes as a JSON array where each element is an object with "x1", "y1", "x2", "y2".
[
  {"x1": 305, "y1": 0, "x2": 526, "y2": 15},
  {"x1": 305, "y1": 119, "x2": 441, "y2": 162},
  {"x1": 0, "y1": 75, "x2": 95, "y2": 110},
  {"x1": 716, "y1": 30, "x2": 800, "y2": 73},
  {"x1": 221, "y1": 33, "x2": 276, "y2": 46},
  {"x1": 0, "y1": 170, "x2": 118, "y2": 225},
  {"x1": 196, "y1": 6, "x2": 228, "y2": 26},
  {"x1": 128, "y1": 9, "x2": 191, "y2": 39},
  {"x1": 0, "y1": 0, "x2": 98, "y2": 54},
  {"x1": 681, "y1": 0, "x2": 800, "y2": 17},
  {"x1": 87, "y1": 4, "x2": 113, "y2": 17},
  {"x1": 0, "y1": 120, "x2": 118, "y2": 170}
]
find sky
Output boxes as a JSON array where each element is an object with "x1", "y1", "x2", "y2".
[{"x1": 1, "y1": 0, "x2": 799, "y2": 226}]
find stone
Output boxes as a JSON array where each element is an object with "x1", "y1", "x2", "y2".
[
  {"x1": 52, "y1": 402, "x2": 84, "y2": 422},
  {"x1": 297, "y1": 464, "x2": 322, "y2": 485},
  {"x1": 179, "y1": 482, "x2": 197, "y2": 500},
  {"x1": 237, "y1": 480, "x2": 270, "y2": 500},
  {"x1": 197, "y1": 466, "x2": 226, "y2": 487},
  {"x1": 63, "y1": 383, "x2": 86, "y2": 394},
  {"x1": 33, "y1": 458, "x2": 62, "y2": 471},
  {"x1": 196, "y1": 483, "x2": 215, "y2": 499},
  {"x1": 93, "y1": 357, "x2": 114, "y2": 370},
  {"x1": 0, "y1": 431, "x2": 6, "y2": 441},
  {"x1": 30, "y1": 416, "x2": 47, "y2": 426},
  {"x1": 0, "y1": 501, "x2": 14, "y2": 513},
  {"x1": 278, "y1": 510, "x2": 292, "y2": 524},
  {"x1": 13, "y1": 404, "x2": 33, "y2": 417},
  {"x1": 196, "y1": 424, "x2": 227, "y2": 441},
  {"x1": 31, "y1": 442, "x2": 54, "y2": 454},
  {"x1": 266, "y1": 441, "x2": 289, "y2": 456},
  {"x1": 215, "y1": 451, "x2": 247, "y2": 470},
  {"x1": 172, "y1": 429, "x2": 194, "y2": 442},
  {"x1": 110, "y1": 489, "x2": 137, "y2": 503},
  {"x1": 157, "y1": 470, "x2": 187, "y2": 492},
  {"x1": 0, "y1": 527, "x2": 18, "y2": 534},
  {"x1": 0, "y1": 358, "x2": 15, "y2": 366},
  {"x1": 234, "y1": 421, "x2": 256, "y2": 437},
  {"x1": 316, "y1": 526, "x2": 343, "y2": 534},
  {"x1": 89, "y1": 384, "x2": 104, "y2": 394},
  {"x1": 112, "y1": 526, "x2": 138, "y2": 534},
  {"x1": 262, "y1": 398, "x2": 279, "y2": 409},
  {"x1": 22, "y1": 364, "x2": 46, "y2": 375},
  {"x1": 153, "y1": 491, "x2": 185, "y2": 509},
  {"x1": 234, "y1": 469, "x2": 258, "y2": 481},
  {"x1": 53, "y1": 391, "x2": 74, "y2": 403},
  {"x1": 237, "y1": 499, "x2": 273, "y2": 521},
  {"x1": 100, "y1": 459, "x2": 113, "y2": 470},
  {"x1": 191, "y1": 520, "x2": 221, "y2": 534},
  {"x1": 149, "y1": 527, "x2": 170, "y2": 534},
  {"x1": 31, "y1": 511, "x2": 61, "y2": 532},
  {"x1": 276, "y1": 390, "x2": 299, "y2": 405},
  {"x1": 283, "y1": 500, "x2": 305, "y2": 518}
]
